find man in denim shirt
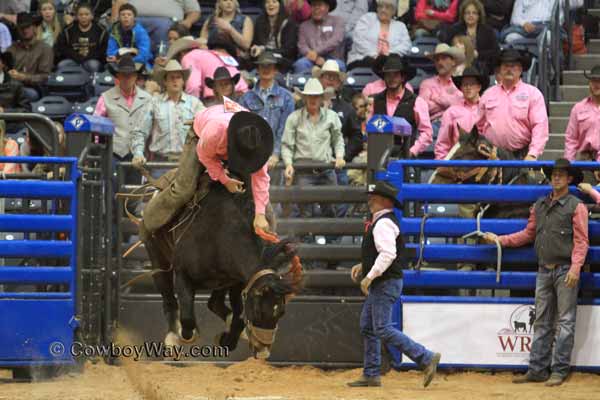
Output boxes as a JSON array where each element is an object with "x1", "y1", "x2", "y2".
[{"x1": 240, "y1": 51, "x2": 295, "y2": 175}]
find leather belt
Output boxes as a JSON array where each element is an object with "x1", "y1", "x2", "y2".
[{"x1": 544, "y1": 264, "x2": 558, "y2": 270}]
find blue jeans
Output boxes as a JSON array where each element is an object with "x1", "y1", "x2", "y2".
[
  {"x1": 335, "y1": 169, "x2": 349, "y2": 217},
  {"x1": 293, "y1": 57, "x2": 346, "y2": 74},
  {"x1": 528, "y1": 264, "x2": 579, "y2": 378},
  {"x1": 295, "y1": 169, "x2": 337, "y2": 218},
  {"x1": 500, "y1": 22, "x2": 549, "y2": 44},
  {"x1": 360, "y1": 278, "x2": 434, "y2": 378},
  {"x1": 136, "y1": 16, "x2": 171, "y2": 54}
]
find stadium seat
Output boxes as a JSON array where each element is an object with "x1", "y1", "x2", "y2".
[
  {"x1": 405, "y1": 37, "x2": 438, "y2": 75},
  {"x1": 346, "y1": 68, "x2": 378, "y2": 91},
  {"x1": 93, "y1": 71, "x2": 115, "y2": 96},
  {"x1": 32, "y1": 96, "x2": 74, "y2": 121},
  {"x1": 46, "y1": 65, "x2": 93, "y2": 102},
  {"x1": 73, "y1": 97, "x2": 99, "y2": 115},
  {"x1": 285, "y1": 72, "x2": 313, "y2": 90}
]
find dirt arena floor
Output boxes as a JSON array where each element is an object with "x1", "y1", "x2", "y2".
[{"x1": 1, "y1": 359, "x2": 599, "y2": 400}]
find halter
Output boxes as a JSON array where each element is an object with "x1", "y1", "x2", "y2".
[{"x1": 241, "y1": 268, "x2": 279, "y2": 349}]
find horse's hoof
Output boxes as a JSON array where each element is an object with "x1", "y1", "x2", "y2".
[
  {"x1": 239, "y1": 329, "x2": 249, "y2": 342},
  {"x1": 254, "y1": 348, "x2": 270, "y2": 360},
  {"x1": 164, "y1": 331, "x2": 181, "y2": 347},
  {"x1": 179, "y1": 329, "x2": 197, "y2": 344}
]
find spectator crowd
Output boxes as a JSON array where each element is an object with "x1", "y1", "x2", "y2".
[{"x1": 0, "y1": 0, "x2": 590, "y2": 201}]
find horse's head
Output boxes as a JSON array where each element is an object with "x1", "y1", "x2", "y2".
[
  {"x1": 242, "y1": 239, "x2": 303, "y2": 359},
  {"x1": 455, "y1": 125, "x2": 497, "y2": 161}
]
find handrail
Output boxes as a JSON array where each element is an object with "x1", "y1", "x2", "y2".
[
  {"x1": 0, "y1": 112, "x2": 60, "y2": 156},
  {"x1": 565, "y1": 0, "x2": 573, "y2": 70},
  {"x1": 551, "y1": 0, "x2": 562, "y2": 101},
  {"x1": 538, "y1": 25, "x2": 551, "y2": 106}
]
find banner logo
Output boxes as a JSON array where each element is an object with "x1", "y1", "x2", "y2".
[{"x1": 496, "y1": 305, "x2": 535, "y2": 358}]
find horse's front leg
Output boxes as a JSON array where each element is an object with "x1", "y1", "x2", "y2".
[
  {"x1": 208, "y1": 288, "x2": 236, "y2": 346},
  {"x1": 217, "y1": 284, "x2": 246, "y2": 351},
  {"x1": 175, "y1": 270, "x2": 197, "y2": 342}
]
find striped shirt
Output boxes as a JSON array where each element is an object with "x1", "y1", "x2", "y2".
[{"x1": 131, "y1": 92, "x2": 205, "y2": 158}]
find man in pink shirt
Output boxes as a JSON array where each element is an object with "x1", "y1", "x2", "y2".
[
  {"x1": 484, "y1": 159, "x2": 588, "y2": 387},
  {"x1": 140, "y1": 97, "x2": 274, "y2": 237},
  {"x1": 564, "y1": 65, "x2": 600, "y2": 182},
  {"x1": 435, "y1": 66, "x2": 487, "y2": 160},
  {"x1": 477, "y1": 49, "x2": 548, "y2": 160},
  {"x1": 348, "y1": 180, "x2": 441, "y2": 388},
  {"x1": 370, "y1": 54, "x2": 433, "y2": 158},
  {"x1": 418, "y1": 43, "x2": 465, "y2": 140}
]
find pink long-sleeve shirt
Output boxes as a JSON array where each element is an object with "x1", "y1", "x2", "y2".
[
  {"x1": 499, "y1": 199, "x2": 589, "y2": 276},
  {"x1": 414, "y1": 0, "x2": 459, "y2": 24},
  {"x1": 368, "y1": 87, "x2": 433, "y2": 156},
  {"x1": 193, "y1": 101, "x2": 269, "y2": 215},
  {"x1": 418, "y1": 75, "x2": 464, "y2": 122},
  {"x1": 477, "y1": 80, "x2": 548, "y2": 158},
  {"x1": 93, "y1": 89, "x2": 136, "y2": 116},
  {"x1": 366, "y1": 208, "x2": 401, "y2": 280},
  {"x1": 181, "y1": 49, "x2": 248, "y2": 100},
  {"x1": 564, "y1": 97, "x2": 600, "y2": 162},
  {"x1": 435, "y1": 100, "x2": 480, "y2": 160}
]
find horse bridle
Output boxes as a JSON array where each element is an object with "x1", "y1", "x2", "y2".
[{"x1": 241, "y1": 268, "x2": 279, "y2": 349}]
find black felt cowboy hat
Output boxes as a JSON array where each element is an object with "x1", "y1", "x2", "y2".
[
  {"x1": 452, "y1": 66, "x2": 489, "y2": 93},
  {"x1": 227, "y1": 111, "x2": 274, "y2": 174},
  {"x1": 308, "y1": 0, "x2": 337, "y2": 11},
  {"x1": 366, "y1": 181, "x2": 402, "y2": 209},
  {"x1": 542, "y1": 158, "x2": 584, "y2": 186},
  {"x1": 584, "y1": 65, "x2": 600, "y2": 80},
  {"x1": 373, "y1": 53, "x2": 416, "y2": 81},
  {"x1": 107, "y1": 55, "x2": 144, "y2": 76},
  {"x1": 495, "y1": 48, "x2": 532, "y2": 72},
  {"x1": 16, "y1": 12, "x2": 42, "y2": 29},
  {"x1": 205, "y1": 67, "x2": 241, "y2": 89}
]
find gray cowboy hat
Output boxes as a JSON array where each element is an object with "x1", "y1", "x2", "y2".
[
  {"x1": 366, "y1": 181, "x2": 402, "y2": 209},
  {"x1": 165, "y1": 36, "x2": 199, "y2": 61},
  {"x1": 227, "y1": 112, "x2": 274, "y2": 174},
  {"x1": 107, "y1": 55, "x2": 144, "y2": 76},
  {"x1": 373, "y1": 53, "x2": 416, "y2": 81},
  {"x1": 205, "y1": 66, "x2": 241, "y2": 89},
  {"x1": 495, "y1": 48, "x2": 532, "y2": 72},
  {"x1": 155, "y1": 59, "x2": 191, "y2": 84},
  {"x1": 584, "y1": 65, "x2": 600, "y2": 80},
  {"x1": 452, "y1": 66, "x2": 489, "y2": 93},
  {"x1": 255, "y1": 51, "x2": 282, "y2": 65},
  {"x1": 542, "y1": 158, "x2": 584, "y2": 186}
]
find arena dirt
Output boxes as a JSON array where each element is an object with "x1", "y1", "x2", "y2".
[{"x1": 1, "y1": 358, "x2": 599, "y2": 400}]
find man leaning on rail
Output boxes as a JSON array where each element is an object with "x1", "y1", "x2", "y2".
[{"x1": 484, "y1": 158, "x2": 589, "y2": 387}]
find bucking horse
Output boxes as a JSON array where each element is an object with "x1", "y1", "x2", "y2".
[{"x1": 139, "y1": 173, "x2": 303, "y2": 359}]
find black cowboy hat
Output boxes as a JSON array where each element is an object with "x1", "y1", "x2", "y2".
[
  {"x1": 584, "y1": 65, "x2": 600, "y2": 80},
  {"x1": 542, "y1": 158, "x2": 584, "y2": 186},
  {"x1": 0, "y1": 52, "x2": 14, "y2": 70},
  {"x1": 495, "y1": 48, "x2": 532, "y2": 72},
  {"x1": 205, "y1": 66, "x2": 241, "y2": 89},
  {"x1": 308, "y1": 0, "x2": 337, "y2": 11},
  {"x1": 372, "y1": 53, "x2": 416, "y2": 82},
  {"x1": 227, "y1": 111, "x2": 274, "y2": 175},
  {"x1": 366, "y1": 181, "x2": 402, "y2": 209},
  {"x1": 16, "y1": 12, "x2": 42, "y2": 29},
  {"x1": 452, "y1": 66, "x2": 489, "y2": 93},
  {"x1": 107, "y1": 55, "x2": 144, "y2": 76},
  {"x1": 254, "y1": 51, "x2": 282, "y2": 66}
]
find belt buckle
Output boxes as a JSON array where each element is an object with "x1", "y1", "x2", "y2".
[{"x1": 545, "y1": 264, "x2": 557, "y2": 270}]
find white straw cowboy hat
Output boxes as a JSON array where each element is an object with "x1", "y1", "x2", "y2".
[
  {"x1": 297, "y1": 78, "x2": 325, "y2": 96},
  {"x1": 427, "y1": 43, "x2": 466, "y2": 64},
  {"x1": 156, "y1": 59, "x2": 191, "y2": 84},
  {"x1": 312, "y1": 60, "x2": 347, "y2": 81}
]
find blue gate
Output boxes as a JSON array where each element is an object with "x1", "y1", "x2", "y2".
[{"x1": 0, "y1": 156, "x2": 80, "y2": 367}]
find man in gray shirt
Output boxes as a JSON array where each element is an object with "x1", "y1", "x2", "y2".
[
  {"x1": 113, "y1": 0, "x2": 200, "y2": 52},
  {"x1": 0, "y1": 0, "x2": 30, "y2": 24}
]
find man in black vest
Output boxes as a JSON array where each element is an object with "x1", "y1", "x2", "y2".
[
  {"x1": 348, "y1": 181, "x2": 441, "y2": 388},
  {"x1": 370, "y1": 54, "x2": 433, "y2": 158},
  {"x1": 484, "y1": 159, "x2": 589, "y2": 386}
]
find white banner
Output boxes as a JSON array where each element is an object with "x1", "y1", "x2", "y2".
[{"x1": 402, "y1": 302, "x2": 600, "y2": 367}]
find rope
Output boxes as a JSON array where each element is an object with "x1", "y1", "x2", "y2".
[{"x1": 415, "y1": 212, "x2": 430, "y2": 271}]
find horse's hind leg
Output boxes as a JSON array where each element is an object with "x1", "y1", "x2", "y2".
[
  {"x1": 216, "y1": 284, "x2": 246, "y2": 351},
  {"x1": 175, "y1": 270, "x2": 197, "y2": 342}
]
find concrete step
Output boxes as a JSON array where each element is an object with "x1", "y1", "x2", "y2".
[
  {"x1": 549, "y1": 101, "x2": 576, "y2": 117},
  {"x1": 549, "y1": 116, "x2": 568, "y2": 133},
  {"x1": 588, "y1": 39, "x2": 600, "y2": 54},
  {"x1": 540, "y1": 149, "x2": 563, "y2": 161},
  {"x1": 548, "y1": 133, "x2": 566, "y2": 149},
  {"x1": 563, "y1": 70, "x2": 587, "y2": 85},
  {"x1": 574, "y1": 54, "x2": 600, "y2": 70},
  {"x1": 560, "y1": 85, "x2": 588, "y2": 102}
]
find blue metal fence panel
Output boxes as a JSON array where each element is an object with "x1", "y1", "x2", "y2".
[{"x1": 0, "y1": 156, "x2": 79, "y2": 366}]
